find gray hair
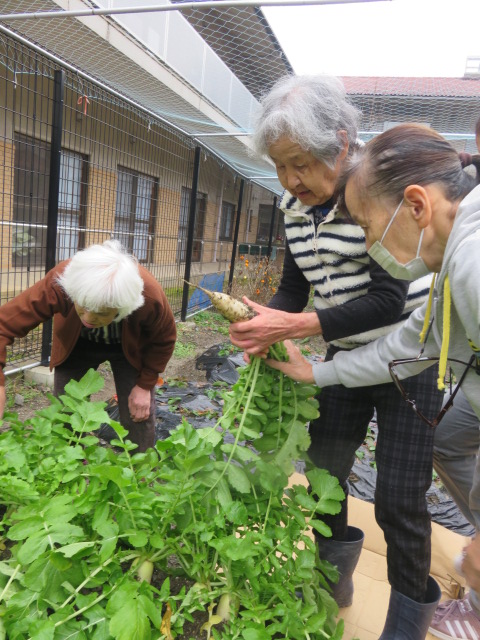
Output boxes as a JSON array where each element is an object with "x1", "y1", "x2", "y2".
[
  {"x1": 252, "y1": 74, "x2": 361, "y2": 167},
  {"x1": 57, "y1": 240, "x2": 144, "y2": 321}
]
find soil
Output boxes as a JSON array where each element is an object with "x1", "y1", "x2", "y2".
[{"x1": 163, "y1": 320, "x2": 235, "y2": 383}]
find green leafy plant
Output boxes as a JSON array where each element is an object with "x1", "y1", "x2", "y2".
[
  {"x1": 167, "y1": 395, "x2": 182, "y2": 409},
  {"x1": 355, "y1": 425, "x2": 377, "y2": 468},
  {"x1": 205, "y1": 382, "x2": 228, "y2": 402},
  {"x1": 192, "y1": 311, "x2": 230, "y2": 336},
  {"x1": 160, "y1": 379, "x2": 188, "y2": 389},
  {"x1": 365, "y1": 425, "x2": 377, "y2": 468},
  {"x1": 173, "y1": 341, "x2": 196, "y2": 359},
  {"x1": 217, "y1": 344, "x2": 241, "y2": 357},
  {"x1": 183, "y1": 408, "x2": 221, "y2": 421},
  {"x1": 0, "y1": 355, "x2": 345, "y2": 639}
]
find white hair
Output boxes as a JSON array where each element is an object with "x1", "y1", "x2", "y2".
[
  {"x1": 57, "y1": 240, "x2": 144, "y2": 321},
  {"x1": 252, "y1": 74, "x2": 361, "y2": 168}
]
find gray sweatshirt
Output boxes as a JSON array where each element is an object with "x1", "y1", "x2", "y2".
[{"x1": 313, "y1": 184, "x2": 480, "y2": 528}]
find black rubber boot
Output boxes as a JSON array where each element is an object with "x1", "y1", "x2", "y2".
[
  {"x1": 316, "y1": 526, "x2": 364, "y2": 608},
  {"x1": 379, "y1": 575, "x2": 441, "y2": 639}
]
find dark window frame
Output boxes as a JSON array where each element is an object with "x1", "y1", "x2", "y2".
[
  {"x1": 256, "y1": 203, "x2": 284, "y2": 245},
  {"x1": 219, "y1": 201, "x2": 235, "y2": 241},
  {"x1": 12, "y1": 133, "x2": 88, "y2": 268},
  {"x1": 114, "y1": 166, "x2": 158, "y2": 263},
  {"x1": 177, "y1": 187, "x2": 207, "y2": 263}
]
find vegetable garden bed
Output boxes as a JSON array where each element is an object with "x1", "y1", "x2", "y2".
[{"x1": 0, "y1": 350, "x2": 345, "y2": 639}]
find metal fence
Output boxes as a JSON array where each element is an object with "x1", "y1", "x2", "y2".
[{"x1": 0, "y1": 32, "x2": 281, "y2": 372}]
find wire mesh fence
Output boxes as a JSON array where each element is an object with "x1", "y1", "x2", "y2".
[
  {"x1": 0, "y1": 2, "x2": 478, "y2": 373},
  {"x1": 0, "y1": 0, "x2": 286, "y2": 193},
  {"x1": 0, "y1": 32, "x2": 281, "y2": 371},
  {"x1": 343, "y1": 77, "x2": 480, "y2": 152}
]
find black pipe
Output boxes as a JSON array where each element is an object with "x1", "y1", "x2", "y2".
[
  {"x1": 267, "y1": 195, "x2": 277, "y2": 259},
  {"x1": 41, "y1": 69, "x2": 64, "y2": 365},
  {"x1": 181, "y1": 146, "x2": 201, "y2": 321},
  {"x1": 227, "y1": 178, "x2": 244, "y2": 293}
]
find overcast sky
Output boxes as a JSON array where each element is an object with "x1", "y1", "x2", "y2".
[{"x1": 263, "y1": 0, "x2": 480, "y2": 77}]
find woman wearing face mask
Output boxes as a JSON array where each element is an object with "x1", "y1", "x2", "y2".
[
  {"x1": 265, "y1": 123, "x2": 480, "y2": 640},
  {"x1": 229, "y1": 75, "x2": 444, "y2": 640}
]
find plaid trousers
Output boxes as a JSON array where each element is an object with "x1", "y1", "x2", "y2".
[
  {"x1": 54, "y1": 337, "x2": 156, "y2": 453},
  {"x1": 309, "y1": 346, "x2": 444, "y2": 602}
]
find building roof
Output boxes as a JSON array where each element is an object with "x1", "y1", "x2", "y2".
[
  {"x1": 342, "y1": 76, "x2": 480, "y2": 98},
  {"x1": 172, "y1": 0, "x2": 293, "y2": 100},
  {"x1": 0, "y1": 0, "x2": 284, "y2": 193}
]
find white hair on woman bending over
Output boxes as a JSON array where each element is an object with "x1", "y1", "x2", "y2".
[
  {"x1": 252, "y1": 74, "x2": 361, "y2": 168},
  {"x1": 57, "y1": 240, "x2": 144, "y2": 321}
]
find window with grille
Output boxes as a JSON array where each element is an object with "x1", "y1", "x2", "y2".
[
  {"x1": 256, "y1": 203, "x2": 284, "y2": 244},
  {"x1": 57, "y1": 149, "x2": 88, "y2": 261},
  {"x1": 13, "y1": 134, "x2": 87, "y2": 267},
  {"x1": 219, "y1": 201, "x2": 235, "y2": 240},
  {"x1": 13, "y1": 134, "x2": 49, "y2": 268},
  {"x1": 177, "y1": 187, "x2": 207, "y2": 263},
  {"x1": 114, "y1": 167, "x2": 157, "y2": 263},
  {"x1": 248, "y1": 210, "x2": 253, "y2": 233}
]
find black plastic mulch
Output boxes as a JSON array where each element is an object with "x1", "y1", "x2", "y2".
[{"x1": 346, "y1": 421, "x2": 475, "y2": 537}]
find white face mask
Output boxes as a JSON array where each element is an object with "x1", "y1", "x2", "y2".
[{"x1": 367, "y1": 200, "x2": 431, "y2": 281}]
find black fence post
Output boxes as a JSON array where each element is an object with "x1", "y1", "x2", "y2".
[
  {"x1": 181, "y1": 146, "x2": 201, "y2": 321},
  {"x1": 227, "y1": 178, "x2": 244, "y2": 293},
  {"x1": 41, "y1": 69, "x2": 64, "y2": 365},
  {"x1": 267, "y1": 195, "x2": 277, "y2": 260}
]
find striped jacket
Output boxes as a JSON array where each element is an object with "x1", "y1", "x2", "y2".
[{"x1": 281, "y1": 191, "x2": 431, "y2": 350}]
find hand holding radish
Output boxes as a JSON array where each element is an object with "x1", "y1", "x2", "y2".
[
  {"x1": 185, "y1": 283, "x2": 317, "y2": 376},
  {"x1": 265, "y1": 339, "x2": 315, "y2": 383},
  {"x1": 229, "y1": 297, "x2": 322, "y2": 355}
]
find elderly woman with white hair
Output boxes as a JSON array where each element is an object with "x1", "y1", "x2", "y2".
[
  {"x1": 229, "y1": 75, "x2": 443, "y2": 638},
  {"x1": 0, "y1": 240, "x2": 176, "y2": 452}
]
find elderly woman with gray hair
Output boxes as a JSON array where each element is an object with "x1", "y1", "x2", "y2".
[
  {"x1": 0, "y1": 240, "x2": 176, "y2": 452},
  {"x1": 229, "y1": 75, "x2": 443, "y2": 638}
]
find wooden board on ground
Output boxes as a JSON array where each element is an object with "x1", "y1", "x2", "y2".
[{"x1": 289, "y1": 472, "x2": 467, "y2": 640}]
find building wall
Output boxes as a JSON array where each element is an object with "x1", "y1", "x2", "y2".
[
  {"x1": 0, "y1": 33, "x2": 276, "y2": 368},
  {"x1": 0, "y1": 55, "x2": 276, "y2": 301},
  {"x1": 0, "y1": 139, "x2": 14, "y2": 270}
]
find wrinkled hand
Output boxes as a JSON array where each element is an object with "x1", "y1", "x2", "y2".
[
  {"x1": 0, "y1": 386, "x2": 5, "y2": 419},
  {"x1": 264, "y1": 340, "x2": 315, "y2": 384},
  {"x1": 229, "y1": 298, "x2": 302, "y2": 355},
  {"x1": 128, "y1": 385, "x2": 151, "y2": 422},
  {"x1": 462, "y1": 536, "x2": 480, "y2": 592}
]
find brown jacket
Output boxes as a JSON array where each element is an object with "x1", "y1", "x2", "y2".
[{"x1": 0, "y1": 261, "x2": 176, "y2": 390}]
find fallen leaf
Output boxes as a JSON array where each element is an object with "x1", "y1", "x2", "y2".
[{"x1": 160, "y1": 602, "x2": 173, "y2": 639}]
